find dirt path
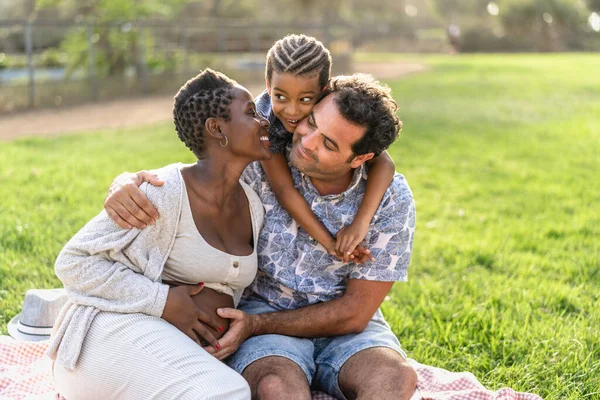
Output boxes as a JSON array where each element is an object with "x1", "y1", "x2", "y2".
[{"x1": 0, "y1": 62, "x2": 426, "y2": 141}]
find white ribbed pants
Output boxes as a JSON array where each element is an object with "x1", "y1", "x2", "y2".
[{"x1": 53, "y1": 312, "x2": 250, "y2": 400}]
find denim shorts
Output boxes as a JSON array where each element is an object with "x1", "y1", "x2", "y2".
[{"x1": 227, "y1": 299, "x2": 407, "y2": 399}]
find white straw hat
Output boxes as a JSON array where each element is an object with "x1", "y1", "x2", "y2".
[{"x1": 7, "y1": 288, "x2": 68, "y2": 342}]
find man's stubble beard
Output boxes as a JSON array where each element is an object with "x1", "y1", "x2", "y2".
[
  {"x1": 289, "y1": 149, "x2": 319, "y2": 177},
  {"x1": 290, "y1": 150, "x2": 351, "y2": 183}
]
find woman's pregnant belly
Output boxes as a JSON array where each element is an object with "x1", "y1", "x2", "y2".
[{"x1": 164, "y1": 281, "x2": 234, "y2": 343}]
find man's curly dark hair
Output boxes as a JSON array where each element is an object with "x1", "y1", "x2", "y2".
[
  {"x1": 328, "y1": 74, "x2": 402, "y2": 157},
  {"x1": 173, "y1": 69, "x2": 238, "y2": 158}
]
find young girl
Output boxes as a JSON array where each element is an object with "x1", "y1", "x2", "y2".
[{"x1": 256, "y1": 34, "x2": 396, "y2": 262}]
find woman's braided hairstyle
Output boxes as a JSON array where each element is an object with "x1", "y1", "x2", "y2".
[
  {"x1": 266, "y1": 34, "x2": 332, "y2": 90},
  {"x1": 173, "y1": 69, "x2": 238, "y2": 158}
]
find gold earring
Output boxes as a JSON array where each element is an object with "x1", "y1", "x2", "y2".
[{"x1": 219, "y1": 136, "x2": 228, "y2": 147}]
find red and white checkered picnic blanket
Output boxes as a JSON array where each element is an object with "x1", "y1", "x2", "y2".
[{"x1": 0, "y1": 337, "x2": 542, "y2": 400}]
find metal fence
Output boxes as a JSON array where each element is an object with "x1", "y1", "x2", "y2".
[{"x1": 0, "y1": 19, "x2": 407, "y2": 114}]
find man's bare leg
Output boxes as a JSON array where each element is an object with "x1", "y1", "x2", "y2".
[
  {"x1": 242, "y1": 356, "x2": 312, "y2": 400},
  {"x1": 338, "y1": 347, "x2": 417, "y2": 400}
]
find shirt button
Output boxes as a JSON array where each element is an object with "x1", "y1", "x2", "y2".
[{"x1": 233, "y1": 261, "x2": 239, "y2": 268}]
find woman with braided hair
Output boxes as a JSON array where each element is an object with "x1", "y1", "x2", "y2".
[
  {"x1": 257, "y1": 34, "x2": 398, "y2": 263},
  {"x1": 49, "y1": 69, "x2": 271, "y2": 399}
]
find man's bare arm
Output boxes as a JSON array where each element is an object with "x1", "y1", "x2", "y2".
[
  {"x1": 255, "y1": 279, "x2": 392, "y2": 336},
  {"x1": 104, "y1": 171, "x2": 163, "y2": 229},
  {"x1": 208, "y1": 279, "x2": 394, "y2": 359}
]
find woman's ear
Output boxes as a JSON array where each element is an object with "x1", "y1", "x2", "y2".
[{"x1": 205, "y1": 117, "x2": 224, "y2": 140}]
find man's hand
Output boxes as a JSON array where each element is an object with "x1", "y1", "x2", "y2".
[
  {"x1": 104, "y1": 171, "x2": 163, "y2": 229},
  {"x1": 204, "y1": 308, "x2": 256, "y2": 360},
  {"x1": 162, "y1": 284, "x2": 223, "y2": 350}
]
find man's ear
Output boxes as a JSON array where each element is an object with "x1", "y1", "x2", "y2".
[
  {"x1": 349, "y1": 152, "x2": 374, "y2": 169},
  {"x1": 205, "y1": 118, "x2": 224, "y2": 140}
]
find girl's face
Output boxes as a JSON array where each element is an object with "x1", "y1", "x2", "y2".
[
  {"x1": 267, "y1": 71, "x2": 322, "y2": 133},
  {"x1": 220, "y1": 86, "x2": 271, "y2": 161}
]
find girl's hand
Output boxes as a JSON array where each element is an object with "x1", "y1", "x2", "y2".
[
  {"x1": 324, "y1": 238, "x2": 343, "y2": 261},
  {"x1": 349, "y1": 245, "x2": 375, "y2": 264},
  {"x1": 335, "y1": 221, "x2": 371, "y2": 263},
  {"x1": 322, "y1": 232, "x2": 373, "y2": 264}
]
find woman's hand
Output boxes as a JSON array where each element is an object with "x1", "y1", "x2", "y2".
[
  {"x1": 161, "y1": 283, "x2": 223, "y2": 349},
  {"x1": 189, "y1": 285, "x2": 234, "y2": 343}
]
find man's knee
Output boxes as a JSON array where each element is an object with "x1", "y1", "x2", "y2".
[
  {"x1": 339, "y1": 348, "x2": 417, "y2": 397},
  {"x1": 365, "y1": 352, "x2": 417, "y2": 385},
  {"x1": 389, "y1": 358, "x2": 417, "y2": 386},
  {"x1": 255, "y1": 373, "x2": 295, "y2": 399},
  {"x1": 378, "y1": 354, "x2": 416, "y2": 376},
  {"x1": 365, "y1": 360, "x2": 417, "y2": 400},
  {"x1": 243, "y1": 356, "x2": 311, "y2": 400}
]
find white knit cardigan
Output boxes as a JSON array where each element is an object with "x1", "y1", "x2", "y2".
[{"x1": 47, "y1": 163, "x2": 262, "y2": 370}]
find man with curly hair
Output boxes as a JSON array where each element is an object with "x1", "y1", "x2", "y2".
[{"x1": 105, "y1": 73, "x2": 418, "y2": 400}]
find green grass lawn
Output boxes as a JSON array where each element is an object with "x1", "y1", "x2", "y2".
[{"x1": 1, "y1": 53, "x2": 599, "y2": 398}]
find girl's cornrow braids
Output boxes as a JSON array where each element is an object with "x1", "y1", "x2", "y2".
[{"x1": 266, "y1": 34, "x2": 332, "y2": 90}]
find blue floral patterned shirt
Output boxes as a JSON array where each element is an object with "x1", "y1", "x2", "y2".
[
  {"x1": 241, "y1": 151, "x2": 416, "y2": 311},
  {"x1": 255, "y1": 89, "x2": 292, "y2": 155}
]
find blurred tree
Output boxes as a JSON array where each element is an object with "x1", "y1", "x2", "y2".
[
  {"x1": 24, "y1": 0, "x2": 36, "y2": 16},
  {"x1": 269, "y1": 0, "x2": 415, "y2": 45},
  {"x1": 428, "y1": 0, "x2": 492, "y2": 51},
  {"x1": 38, "y1": 0, "x2": 188, "y2": 20},
  {"x1": 584, "y1": 0, "x2": 600, "y2": 11},
  {"x1": 37, "y1": 0, "x2": 189, "y2": 77},
  {"x1": 500, "y1": 0, "x2": 589, "y2": 51},
  {"x1": 197, "y1": 0, "x2": 256, "y2": 19},
  {"x1": 342, "y1": 0, "x2": 413, "y2": 31},
  {"x1": 0, "y1": 0, "x2": 25, "y2": 19},
  {"x1": 210, "y1": 0, "x2": 223, "y2": 17},
  {"x1": 430, "y1": 0, "x2": 490, "y2": 20},
  {"x1": 428, "y1": 0, "x2": 590, "y2": 52},
  {"x1": 17, "y1": 0, "x2": 593, "y2": 59}
]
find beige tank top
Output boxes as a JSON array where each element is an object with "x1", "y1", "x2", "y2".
[{"x1": 161, "y1": 175, "x2": 264, "y2": 306}]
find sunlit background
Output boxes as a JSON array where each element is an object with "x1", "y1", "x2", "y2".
[
  {"x1": 1, "y1": 1, "x2": 599, "y2": 399},
  {"x1": 1, "y1": 0, "x2": 599, "y2": 112}
]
